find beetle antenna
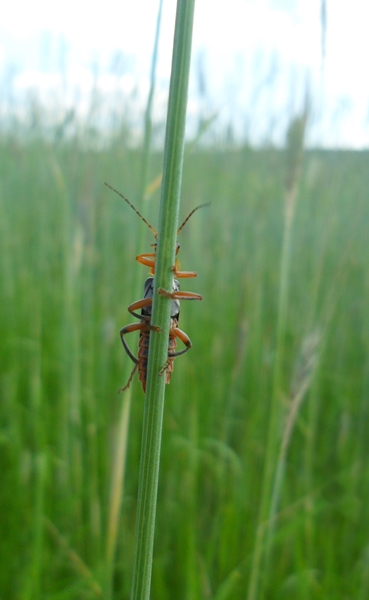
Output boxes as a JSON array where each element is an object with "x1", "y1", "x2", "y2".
[
  {"x1": 104, "y1": 182, "x2": 158, "y2": 238},
  {"x1": 177, "y1": 202, "x2": 211, "y2": 235}
]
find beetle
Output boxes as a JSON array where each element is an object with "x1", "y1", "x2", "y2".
[
  {"x1": 104, "y1": 182, "x2": 207, "y2": 392},
  {"x1": 104, "y1": 182, "x2": 209, "y2": 279},
  {"x1": 119, "y1": 277, "x2": 202, "y2": 392}
]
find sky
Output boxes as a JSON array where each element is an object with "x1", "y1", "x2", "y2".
[{"x1": 1, "y1": 0, "x2": 369, "y2": 148}]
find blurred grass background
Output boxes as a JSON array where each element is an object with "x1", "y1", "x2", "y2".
[{"x1": 1, "y1": 97, "x2": 369, "y2": 599}]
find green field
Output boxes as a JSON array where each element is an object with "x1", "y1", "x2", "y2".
[{"x1": 1, "y1": 128, "x2": 369, "y2": 598}]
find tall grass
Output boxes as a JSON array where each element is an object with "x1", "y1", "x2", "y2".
[
  {"x1": 129, "y1": 1, "x2": 197, "y2": 599},
  {"x1": 1, "y1": 119, "x2": 369, "y2": 599},
  {"x1": 105, "y1": 3, "x2": 164, "y2": 599},
  {"x1": 247, "y1": 110, "x2": 308, "y2": 600}
]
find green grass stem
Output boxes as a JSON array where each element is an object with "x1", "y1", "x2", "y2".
[
  {"x1": 129, "y1": 2, "x2": 196, "y2": 599},
  {"x1": 138, "y1": 0, "x2": 163, "y2": 204},
  {"x1": 247, "y1": 113, "x2": 307, "y2": 600},
  {"x1": 104, "y1": 7, "x2": 164, "y2": 597}
]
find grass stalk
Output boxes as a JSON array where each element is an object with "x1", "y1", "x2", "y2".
[
  {"x1": 45, "y1": 518, "x2": 102, "y2": 597},
  {"x1": 269, "y1": 329, "x2": 321, "y2": 539},
  {"x1": 129, "y1": 2, "x2": 196, "y2": 599},
  {"x1": 105, "y1": 6, "x2": 163, "y2": 596},
  {"x1": 139, "y1": 0, "x2": 163, "y2": 204},
  {"x1": 105, "y1": 392, "x2": 132, "y2": 598},
  {"x1": 247, "y1": 112, "x2": 307, "y2": 600}
]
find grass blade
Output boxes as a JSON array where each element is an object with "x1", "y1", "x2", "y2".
[{"x1": 129, "y1": 2, "x2": 196, "y2": 599}]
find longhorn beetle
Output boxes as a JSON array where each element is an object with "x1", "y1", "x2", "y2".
[{"x1": 104, "y1": 182, "x2": 208, "y2": 392}]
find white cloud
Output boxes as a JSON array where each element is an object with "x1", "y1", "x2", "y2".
[{"x1": 1, "y1": 0, "x2": 369, "y2": 146}]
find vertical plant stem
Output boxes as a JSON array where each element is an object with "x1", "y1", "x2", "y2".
[
  {"x1": 130, "y1": 2, "x2": 196, "y2": 600},
  {"x1": 246, "y1": 223, "x2": 293, "y2": 600},
  {"x1": 247, "y1": 113, "x2": 307, "y2": 600},
  {"x1": 105, "y1": 392, "x2": 131, "y2": 599},
  {"x1": 139, "y1": 0, "x2": 163, "y2": 203},
  {"x1": 105, "y1": 7, "x2": 163, "y2": 598}
]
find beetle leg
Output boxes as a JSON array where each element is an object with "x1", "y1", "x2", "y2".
[
  {"x1": 127, "y1": 297, "x2": 161, "y2": 331},
  {"x1": 159, "y1": 361, "x2": 171, "y2": 376},
  {"x1": 127, "y1": 296, "x2": 153, "y2": 320},
  {"x1": 168, "y1": 327, "x2": 192, "y2": 357},
  {"x1": 172, "y1": 256, "x2": 198, "y2": 279},
  {"x1": 136, "y1": 253, "x2": 156, "y2": 275},
  {"x1": 118, "y1": 363, "x2": 139, "y2": 393},
  {"x1": 157, "y1": 288, "x2": 202, "y2": 301},
  {"x1": 120, "y1": 322, "x2": 147, "y2": 363},
  {"x1": 159, "y1": 326, "x2": 193, "y2": 377},
  {"x1": 172, "y1": 268, "x2": 198, "y2": 278}
]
